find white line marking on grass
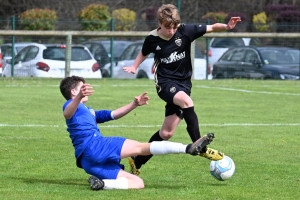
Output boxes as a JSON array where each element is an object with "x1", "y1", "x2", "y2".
[
  {"x1": 110, "y1": 84, "x2": 153, "y2": 87},
  {"x1": 1, "y1": 123, "x2": 299, "y2": 128},
  {"x1": 99, "y1": 123, "x2": 300, "y2": 128},
  {"x1": 0, "y1": 124, "x2": 59, "y2": 127},
  {"x1": 202, "y1": 123, "x2": 300, "y2": 126},
  {"x1": 196, "y1": 85, "x2": 300, "y2": 96}
]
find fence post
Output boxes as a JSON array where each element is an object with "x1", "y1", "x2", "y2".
[
  {"x1": 110, "y1": 18, "x2": 114, "y2": 78},
  {"x1": 206, "y1": 19, "x2": 210, "y2": 80},
  {"x1": 177, "y1": 0, "x2": 181, "y2": 13},
  {"x1": 191, "y1": 41, "x2": 195, "y2": 80},
  {"x1": 65, "y1": 34, "x2": 72, "y2": 77},
  {"x1": 11, "y1": 15, "x2": 16, "y2": 77}
]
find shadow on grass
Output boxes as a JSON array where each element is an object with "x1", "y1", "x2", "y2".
[
  {"x1": 145, "y1": 182, "x2": 228, "y2": 189},
  {"x1": 11, "y1": 176, "x2": 229, "y2": 189},
  {"x1": 12, "y1": 176, "x2": 87, "y2": 187}
]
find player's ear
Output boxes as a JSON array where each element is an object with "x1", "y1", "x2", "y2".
[{"x1": 71, "y1": 88, "x2": 79, "y2": 96}]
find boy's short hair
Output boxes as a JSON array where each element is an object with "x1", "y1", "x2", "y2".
[
  {"x1": 157, "y1": 4, "x2": 180, "y2": 28},
  {"x1": 60, "y1": 76, "x2": 85, "y2": 100}
]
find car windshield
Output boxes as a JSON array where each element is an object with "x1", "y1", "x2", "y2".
[
  {"x1": 259, "y1": 49, "x2": 300, "y2": 65},
  {"x1": 16, "y1": 47, "x2": 25, "y2": 53},
  {"x1": 43, "y1": 47, "x2": 92, "y2": 61},
  {"x1": 101, "y1": 42, "x2": 129, "y2": 58},
  {"x1": 1, "y1": 46, "x2": 13, "y2": 57}
]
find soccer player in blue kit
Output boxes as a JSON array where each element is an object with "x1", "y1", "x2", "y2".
[
  {"x1": 60, "y1": 75, "x2": 216, "y2": 190},
  {"x1": 123, "y1": 4, "x2": 241, "y2": 175}
]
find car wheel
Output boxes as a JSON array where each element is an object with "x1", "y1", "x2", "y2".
[
  {"x1": 222, "y1": 71, "x2": 228, "y2": 79},
  {"x1": 136, "y1": 71, "x2": 148, "y2": 79},
  {"x1": 101, "y1": 69, "x2": 110, "y2": 78}
]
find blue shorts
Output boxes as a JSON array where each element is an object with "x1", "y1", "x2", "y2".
[{"x1": 80, "y1": 136, "x2": 126, "y2": 179}]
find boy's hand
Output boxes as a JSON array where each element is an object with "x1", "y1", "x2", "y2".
[
  {"x1": 227, "y1": 17, "x2": 241, "y2": 30},
  {"x1": 123, "y1": 66, "x2": 137, "y2": 74},
  {"x1": 134, "y1": 92, "x2": 150, "y2": 106},
  {"x1": 80, "y1": 84, "x2": 94, "y2": 97}
]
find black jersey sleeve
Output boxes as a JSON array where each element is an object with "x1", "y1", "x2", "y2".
[
  {"x1": 141, "y1": 36, "x2": 153, "y2": 56},
  {"x1": 181, "y1": 24, "x2": 207, "y2": 42}
]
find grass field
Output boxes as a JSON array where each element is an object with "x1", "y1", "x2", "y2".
[{"x1": 0, "y1": 78, "x2": 299, "y2": 200}]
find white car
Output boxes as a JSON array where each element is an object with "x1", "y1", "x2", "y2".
[
  {"x1": 193, "y1": 45, "x2": 211, "y2": 80},
  {"x1": 0, "y1": 42, "x2": 33, "y2": 76},
  {"x1": 208, "y1": 38, "x2": 261, "y2": 68},
  {"x1": 2, "y1": 43, "x2": 101, "y2": 78},
  {"x1": 103, "y1": 41, "x2": 210, "y2": 80}
]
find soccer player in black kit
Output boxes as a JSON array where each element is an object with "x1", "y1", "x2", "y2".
[{"x1": 123, "y1": 4, "x2": 241, "y2": 175}]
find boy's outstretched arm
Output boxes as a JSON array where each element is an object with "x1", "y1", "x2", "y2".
[
  {"x1": 112, "y1": 92, "x2": 150, "y2": 119},
  {"x1": 123, "y1": 51, "x2": 149, "y2": 74},
  {"x1": 206, "y1": 17, "x2": 241, "y2": 33}
]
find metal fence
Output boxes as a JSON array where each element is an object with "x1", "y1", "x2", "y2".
[{"x1": 0, "y1": 31, "x2": 300, "y2": 80}]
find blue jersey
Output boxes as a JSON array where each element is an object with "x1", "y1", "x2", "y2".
[{"x1": 62, "y1": 100, "x2": 114, "y2": 161}]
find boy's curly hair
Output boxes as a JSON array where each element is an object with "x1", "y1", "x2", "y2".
[
  {"x1": 60, "y1": 76, "x2": 85, "y2": 100},
  {"x1": 157, "y1": 4, "x2": 180, "y2": 28}
]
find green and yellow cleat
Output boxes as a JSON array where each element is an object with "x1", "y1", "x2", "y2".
[
  {"x1": 128, "y1": 157, "x2": 141, "y2": 176},
  {"x1": 200, "y1": 147, "x2": 224, "y2": 161}
]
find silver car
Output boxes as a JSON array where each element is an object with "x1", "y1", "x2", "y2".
[
  {"x1": 0, "y1": 42, "x2": 33, "y2": 75},
  {"x1": 103, "y1": 41, "x2": 155, "y2": 79}
]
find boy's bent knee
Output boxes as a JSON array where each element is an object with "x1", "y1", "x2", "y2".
[
  {"x1": 128, "y1": 176, "x2": 145, "y2": 189},
  {"x1": 160, "y1": 130, "x2": 174, "y2": 140}
]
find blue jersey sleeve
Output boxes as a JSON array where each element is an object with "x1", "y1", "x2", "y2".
[
  {"x1": 94, "y1": 110, "x2": 114, "y2": 123},
  {"x1": 62, "y1": 99, "x2": 72, "y2": 111}
]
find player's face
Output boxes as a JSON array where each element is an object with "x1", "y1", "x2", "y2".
[{"x1": 159, "y1": 23, "x2": 177, "y2": 39}]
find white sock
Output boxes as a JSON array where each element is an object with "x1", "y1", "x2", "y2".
[
  {"x1": 103, "y1": 177, "x2": 128, "y2": 189},
  {"x1": 150, "y1": 141, "x2": 187, "y2": 155}
]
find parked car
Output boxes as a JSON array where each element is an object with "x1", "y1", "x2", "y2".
[
  {"x1": 2, "y1": 43, "x2": 101, "y2": 78},
  {"x1": 0, "y1": 42, "x2": 32, "y2": 75},
  {"x1": 103, "y1": 41, "x2": 154, "y2": 79},
  {"x1": 103, "y1": 41, "x2": 210, "y2": 80},
  {"x1": 0, "y1": 48, "x2": 2, "y2": 76},
  {"x1": 194, "y1": 45, "x2": 212, "y2": 80},
  {"x1": 212, "y1": 46, "x2": 300, "y2": 80},
  {"x1": 82, "y1": 40, "x2": 133, "y2": 77},
  {"x1": 208, "y1": 38, "x2": 261, "y2": 68}
]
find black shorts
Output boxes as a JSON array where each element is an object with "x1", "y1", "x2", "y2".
[{"x1": 156, "y1": 80, "x2": 192, "y2": 119}]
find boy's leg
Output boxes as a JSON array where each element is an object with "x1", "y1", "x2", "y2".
[
  {"x1": 135, "y1": 130, "x2": 163, "y2": 168},
  {"x1": 182, "y1": 106, "x2": 201, "y2": 142},
  {"x1": 130, "y1": 114, "x2": 181, "y2": 174},
  {"x1": 175, "y1": 93, "x2": 224, "y2": 160},
  {"x1": 88, "y1": 169, "x2": 145, "y2": 190},
  {"x1": 123, "y1": 134, "x2": 215, "y2": 158},
  {"x1": 88, "y1": 134, "x2": 216, "y2": 190},
  {"x1": 129, "y1": 130, "x2": 162, "y2": 175}
]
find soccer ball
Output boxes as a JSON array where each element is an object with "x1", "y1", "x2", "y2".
[{"x1": 210, "y1": 156, "x2": 235, "y2": 181}]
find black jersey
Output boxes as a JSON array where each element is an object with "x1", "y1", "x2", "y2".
[{"x1": 142, "y1": 23, "x2": 207, "y2": 85}]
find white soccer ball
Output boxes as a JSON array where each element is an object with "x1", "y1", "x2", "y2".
[{"x1": 210, "y1": 156, "x2": 235, "y2": 181}]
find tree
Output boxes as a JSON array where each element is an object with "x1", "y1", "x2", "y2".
[{"x1": 78, "y1": 4, "x2": 111, "y2": 31}]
